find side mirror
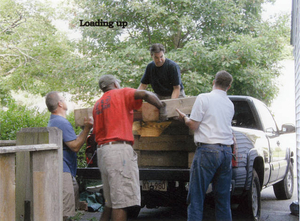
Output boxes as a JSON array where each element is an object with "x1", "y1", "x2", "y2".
[{"x1": 281, "y1": 124, "x2": 295, "y2": 134}]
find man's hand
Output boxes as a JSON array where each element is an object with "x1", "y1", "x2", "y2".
[
  {"x1": 84, "y1": 117, "x2": 93, "y2": 129},
  {"x1": 176, "y1": 108, "x2": 186, "y2": 122},
  {"x1": 159, "y1": 102, "x2": 168, "y2": 121}
]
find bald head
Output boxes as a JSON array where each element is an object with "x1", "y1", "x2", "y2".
[{"x1": 45, "y1": 91, "x2": 61, "y2": 113}]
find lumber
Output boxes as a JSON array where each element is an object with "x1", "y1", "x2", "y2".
[
  {"x1": 74, "y1": 96, "x2": 196, "y2": 127},
  {"x1": 132, "y1": 121, "x2": 172, "y2": 137},
  {"x1": 133, "y1": 135, "x2": 195, "y2": 151},
  {"x1": 136, "y1": 150, "x2": 188, "y2": 167}
]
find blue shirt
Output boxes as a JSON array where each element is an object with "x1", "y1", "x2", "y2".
[{"x1": 48, "y1": 114, "x2": 78, "y2": 177}]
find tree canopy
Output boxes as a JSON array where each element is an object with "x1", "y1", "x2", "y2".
[{"x1": 0, "y1": 0, "x2": 291, "y2": 106}]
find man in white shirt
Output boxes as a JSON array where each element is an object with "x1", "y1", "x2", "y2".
[{"x1": 176, "y1": 70, "x2": 234, "y2": 221}]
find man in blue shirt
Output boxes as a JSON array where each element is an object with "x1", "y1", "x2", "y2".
[{"x1": 46, "y1": 91, "x2": 93, "y2": 221}]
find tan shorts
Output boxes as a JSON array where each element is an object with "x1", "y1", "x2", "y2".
[
  {"x1": 63, "y1": 172, "x2": 79, "y2": 217},
  {"x1": 97, "y1": 143, "x2": 141, "y2": 209}
]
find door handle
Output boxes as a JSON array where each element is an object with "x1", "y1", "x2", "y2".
[{"x1": 277, "y1": 141, "x2": 280, "y2": 146}]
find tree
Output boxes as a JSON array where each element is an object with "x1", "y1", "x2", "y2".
[
  {"x1": 0, "y1": 0, "x2": 96, "y2": 105},
  {"x1": 67, "y1": 0, "x2": 289, "y2": 104},
  {"x1": 0, "y1": 0, "x2": 291, "y2": 106}
]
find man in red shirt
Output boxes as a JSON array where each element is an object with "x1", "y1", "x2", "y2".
[{"x1": 93, "y1": 75, "x2": 166, "y2": 221}]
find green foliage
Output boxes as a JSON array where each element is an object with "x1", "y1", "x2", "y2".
[
  {"x1": 0, "y1": 0, "x2": 89, "y2": 100},
  {"x1": 0, "y1": 100, "x2": 87, "y2": 167},
  {"x1": 0, "y1": 100, "x2": 50, "y2": 140},
  {"x1": 0, "y1": 0, "x2": 292, "y2": 107},
  {"x1": 65, "y1": 0, "x2": 291, "y2": 105}
]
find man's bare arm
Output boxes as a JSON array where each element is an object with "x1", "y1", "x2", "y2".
[
  {"x1": 134, "y1": 90, "x2": 163, "y2": 109},
  {"x1": 176, "y1": 108, "x2": 200, "y2": 131},
  {"x1": 137, "y1": 83, "x2": 148, "y2": 90},
  {"x1": 65, "y1": 117, "x2": 93, "y2": 153},
  {"x1": 171, "y1": 85, "x2": 181, "y2": 99}
]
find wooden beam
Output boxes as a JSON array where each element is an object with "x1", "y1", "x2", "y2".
[
  {"x1": 136, "y1": 150, "x2": 188, "y2": 167},
  {"x1": 74, "y1": 107, "x2": 93, "y2": 127},
  {"x1": 132, "y1": 121, "x2": 172, "y2": 137},
  {"x1": 141, "y1": 97, "x2": 197, "y2": 121},
  {"x1": 0, "y1": 144, "x2": 58, "y2": 154},
  {"x1": 0, "y1": 140, "x2": 16, "y2": 147},
  {"x1": 133, "y1": 135, "x2": 195, "y2": 151},
  {"x1": 74, "y1": 96, "x2": 197, "y2": 127}
]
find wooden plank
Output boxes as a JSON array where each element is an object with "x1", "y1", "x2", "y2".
[
  {"x1": 0, "y1": 140, "x2": 16, "y2": 147},
  {"x1": 74, "y1": 107, "x2": 93, "y2": 127},
  {"x1": 16, "y1": 127, "x2": 63, "y2": 221},
  {"x1": 74, "y1": 96, "x2": 197, "y2": 126},
  {"x1": 0, "y1": 154, "x2": 16, "y2": 221},
  {"x1": 165, "y1": 97, "x2": 196, "y2": 118},
  {"x1": 32, "y1": 149, "x2": 62, "y2": 221},
  {"x1": 137, "y1": 151, "x2": 188, "y2": 167},
  {"x1": 141, "y1": 97, "x2": 197, "y2": 121},
  {"x1": 0, "y1": 144, "x2": 58, "y2": 154},
  {"x1": 134, "y1": 135, "x2": 195, "y2": 151},
  {"x1": 141, "y1": 102, "x2": 160, "y2": 121},
  {"x1": 132, "y1": 121, "x2": 172, "y2": 137}
]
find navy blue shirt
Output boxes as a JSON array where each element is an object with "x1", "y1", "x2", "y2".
[
  {"x1": 141, "y1": 58, "x2": 184, "y2": 96},
  {"x1": 48, "y1": 114, "x2": 78, "y2": 177}
]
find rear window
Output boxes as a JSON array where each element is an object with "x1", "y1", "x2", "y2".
[{"x1": 232, "y1": 101, "x2": 257, "y2": 129}]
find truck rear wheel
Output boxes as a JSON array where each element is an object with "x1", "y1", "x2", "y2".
[
  {"x1": 273, "y1": 163, "x2": 294, "y2": 200},
  {"x1": 239, "y1": 169, "x2": 261, "y2": 220}
]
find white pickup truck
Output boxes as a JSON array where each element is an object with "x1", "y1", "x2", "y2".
[{"x1": 76, "y1": 95, "x2": 295, "y2": 220}]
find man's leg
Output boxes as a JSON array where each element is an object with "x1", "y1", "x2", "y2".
[
  {"x1": 111, "y1": 208, "x2": 127, "y2": 221},
  {"x1": 72, "y1": 176, "x2": 79, "y2": 210},
  {"x1": 213, "y1": 146, "x2": 232, "y2": 221},
  {"x1": 99, "y1": 206, "x2": 112, "y2": 221},
  {"x1": 63, "y1": 172, "x2": 76, "y2": 220},
  {"x1": 188, "y1": 147, "x2": 216, "y2": 221}
]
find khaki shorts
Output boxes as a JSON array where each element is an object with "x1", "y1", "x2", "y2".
[
  {"x1": 63, "y1": 172, "x2": 79, "y2": 217},
  {"x1": 97, "y1": 143, "x2": 141, "y2": 209}
]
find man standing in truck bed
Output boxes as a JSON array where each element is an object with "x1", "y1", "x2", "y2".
[
  {"x1": 176, "y1": 70, "x2": 234, "y2": 221},
  {"x1": 93, "y1": 74, "x2": 167, "y2": 221},
  {"x1": 138, "y1": 43, "x2": 185, "y2": 100}
]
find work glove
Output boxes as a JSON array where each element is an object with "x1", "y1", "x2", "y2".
[{"x1": 159, "y1": 102, "x2": 168, "y2": 122}]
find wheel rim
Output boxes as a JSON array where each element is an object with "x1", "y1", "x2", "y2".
[
  {"x1": 252, "y1": 180, "x2": 258, "y2": 216},
  {"x1": 286, "y1": 169, "x2": 293, "y2": 194}
]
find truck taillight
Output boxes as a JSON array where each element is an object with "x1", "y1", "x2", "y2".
[{"x1": 232, "y1": 137, "x2": 238, "y2": 168}]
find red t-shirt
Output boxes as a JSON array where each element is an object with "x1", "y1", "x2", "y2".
[{"x1": 93, "y1": 88, "x2": 142, "y2": 145}]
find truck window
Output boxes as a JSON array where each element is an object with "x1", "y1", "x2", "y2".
[
  {"x1": 232, "y1": 101, "x2": 257, "y2": 129},
  {"x1": 253, "y1": 99, "x2": 278, "y2": 133}
]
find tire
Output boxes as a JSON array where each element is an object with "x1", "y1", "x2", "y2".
[
  {"x1": 273, "y1": 163, "x2": 294, "y2": 200},
  {"x1": 240, "y1": 169, "x2": 261, "y2": 221}
]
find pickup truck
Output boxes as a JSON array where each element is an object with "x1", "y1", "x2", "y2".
[{"x1": 76, "y1": 95, "x2": 295, "y2": 220}]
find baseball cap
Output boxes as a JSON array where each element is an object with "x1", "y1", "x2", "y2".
[{"x1": 98, "y1": 75, "x2": 121, "y2": 90}]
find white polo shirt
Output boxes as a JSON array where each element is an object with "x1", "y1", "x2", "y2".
[{"x1": 190, "y1": 89, "x2": 234, "y2": 145}]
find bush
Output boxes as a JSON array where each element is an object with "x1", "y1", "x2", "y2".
[
  {"x1": 0, "y1": 100, "x2": 88, "y2": 168},
  {"x1": 0, "y1": 101, "x2": 50, "y2": 140}
]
